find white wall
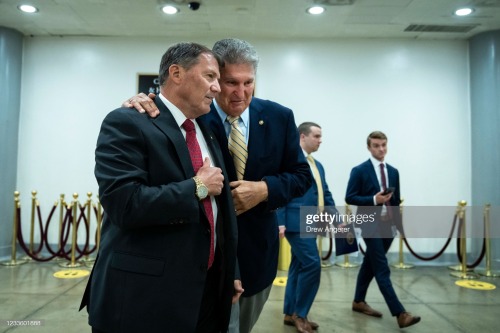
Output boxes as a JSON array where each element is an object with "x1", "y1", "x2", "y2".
[{"x1": 15, "y1": 36, "x2": 470, "y2": 257}]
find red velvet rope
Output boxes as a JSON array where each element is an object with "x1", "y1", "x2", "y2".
[{"x1": 16, "y1": 201, "x2": 97, "y2": 262}]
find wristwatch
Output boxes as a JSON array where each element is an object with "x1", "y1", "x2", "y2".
[{"x1": 193, "y1": 176, "x2": 208, "y2": 200}]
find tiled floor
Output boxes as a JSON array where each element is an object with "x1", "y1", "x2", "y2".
[{"x1": 0, "y1": 257, "x2": 499, "y2": 333}]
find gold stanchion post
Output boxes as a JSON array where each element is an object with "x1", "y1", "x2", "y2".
[
  {"x1": 391, "y1": 199, "x2": 414, "y2": 269},
  {"x1": 449, "y1": 201, "x2": 473, "y2": 271},
  {"x1": 450, "y1": 201, "x2": 478, "y2": 279},
  {"x1": 336, "y1": 204, "x2": 359, "y2": 268},
  {"x1": 1, "y1": 192, "x2": 28, "y2": 266},
  {"x1": 54, "y1": 193, "x2": 90, "y2": 279},
  {"x1": 20, "y1": 190, "x2": 38, "y2": 262},
  {"x1": 83, "y1": 192, "x2": 96, "y2": 267},
  {"x1": 54, "y1": 194, "x2": 66, "y2": 262},
  {"x1": 477, "y1": 204, "x2": 500, "y2": 278},
  {"x1": 58, "y1": 193, "x2": 82, "y2": 268}
]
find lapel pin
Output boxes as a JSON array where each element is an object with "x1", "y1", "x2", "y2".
[{"x1": 259, "y1": 120, "x2": 264, "y2": 125}]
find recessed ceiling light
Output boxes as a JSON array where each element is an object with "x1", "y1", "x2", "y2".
[
  {"x1": 307, "y1": 6, "x2": 325, "y2": 15},
  {"x1": 18, "y1": 4, "x2": 38, "y2": 13},
  {"x1": 161, "y1": 5, "x2": 179, "y2": 15},
  {"x1": 455, "y1": 7, "x2": 474, "y2": 16}
]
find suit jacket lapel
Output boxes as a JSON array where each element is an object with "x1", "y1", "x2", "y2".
[
  {"x1": 198, "y1": 120, "x2": 223, "y2": 169},
  {"x1": 247, "y1": 102, "x2": 267, "y2": 176},
  {"x1": 150, "y1": 97, "x2": 193, "y2": 177},
  {"x1": 366, "y1": 159, "x2": 379, "y2": 191}
]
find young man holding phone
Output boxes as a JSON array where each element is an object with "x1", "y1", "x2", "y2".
[{"x1": 345, "y1": 131, "x2": 421, "y2": 329}]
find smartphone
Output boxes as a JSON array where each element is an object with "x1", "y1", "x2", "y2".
[{"x1": 382, "y1": 187, "x2": 395, "y2": 195}]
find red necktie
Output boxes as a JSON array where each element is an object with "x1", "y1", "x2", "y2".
[
  {"x1": 182, "y1": 119, "x2": 215, "y2": 268},
  {"x1": 379, "y1": 163, "x2": 392, "y2": 218}
]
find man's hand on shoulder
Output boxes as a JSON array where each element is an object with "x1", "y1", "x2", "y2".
[{"x1": 122, "y1": 92, "x2": 160, "y2": 118}]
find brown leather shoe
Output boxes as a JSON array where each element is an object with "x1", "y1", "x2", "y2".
[
  {"x1": 284, "y1": 314, "x2": 319, "y2": 330},
  {"x1": 397, "y1": 312, "x2": 421, "y2": 328},
  {"x1": 293, "y1": 315, "x2": 313, "y2": 333},
  {"x1": 352, "y1": 301, "x2": 383, "y2": 317},
  {"x1": 284, "y1": 314, "x2": 295, "y2": 326}
]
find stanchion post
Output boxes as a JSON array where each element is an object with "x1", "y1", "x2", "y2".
[
  {"x1": 1, "y1": 192, "x2": 28, "y2": 266},
  {"x1": 59, "y1": 193, "x2": 82, "y2": 268},
  {"x1": 448, "y1": 201, "x2": 473, "y2": 272},
  {"x1": 391, "y1": 199, "x2": 414, "y2": 269},
  {"x1": 450, "y1": 201, "x2": 478, "y2": 279},
  {"x1": 29, "y1": 190, "x2": 36, "y2": 256},
  {"x1": 335, "y1": 204, "x2": 359, "y2": 268},
  {"x1": 20, "y1": 190, "x2": 38, "y2": 261},
  {"x1": 477, "y1": 204, "x2": 500, "y2": 278},
  {"x1": 83, "y1": 192, "x2": 96, "y2": 267},
  {"x1": 54, "y1": 194, "x2": 66, "y2": 261}
]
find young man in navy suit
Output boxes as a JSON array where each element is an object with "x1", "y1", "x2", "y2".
[
  {"x1": 125, "y1": 38, "x2": 312, "y2": 333},
  {"x1": 278, "y1": 122, "x2": 336, "y2": 333},
  {"x1": 345, "y1": 131, "x2": 420, "y2": 329},
  {"x1": 80, "y1": 42, "x2": 238, "y2": 333}
]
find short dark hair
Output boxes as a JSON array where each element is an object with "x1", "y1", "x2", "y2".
[
  {"x1": 158, "y1": 42, "x2": 216, "y2": 86},
  {"x1": 298, "y1": 122, "x2": 321, "y2": 135},
  {"x1": 367, "y1": 131, "x2": 387, "y2": 146}
]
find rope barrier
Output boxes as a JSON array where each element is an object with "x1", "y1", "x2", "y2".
[
  {"x1": 402, "y1": 213, "x2": 458, "y2": 261},
  {"x1": 6, "y1": 191, "x2": 495, "y2": 273},
  {"x1": 13, "y1": 191, "x2": 101, "y2": 263}
]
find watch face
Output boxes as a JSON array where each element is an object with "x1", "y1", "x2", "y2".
[{"x1": 197, "y1": 185, "x2": 208, "y2": 199}]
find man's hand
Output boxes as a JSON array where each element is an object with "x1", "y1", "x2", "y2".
[
  {"x1": 279, "y1": 225, "x2": 286, "y2": 239},
  {"x1": 122, "y1": 92, "x2": 160, "y2": 118},
  {"x1": 197, "y1": 158, "x2": 224, "y2": 196},
  {"x1": 232, "y1": 280, "x2": 244, "y2": 304},
  {"x1": 375, "y1": 190, "x2": 393, "y2": 205},
  {"x1": 229, "y1": 180, "x2": 268, "y2": 215}
]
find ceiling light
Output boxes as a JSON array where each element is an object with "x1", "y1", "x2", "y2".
[
  {"x1": 18, "y1": 4, "x2": 38, "y2": 13},
  {"x1": 307, "y1": 6, "x2": 325, "y2": 15},
  {"x1": 161, "y1": 5, "x2": 179, "y2": 15},
  {"x1": 455, "y1": 7, "x2": 474, "y2": 16}
]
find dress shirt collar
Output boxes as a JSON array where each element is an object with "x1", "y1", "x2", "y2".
[
  {"x1": 370, "y1": 156, "x2": 386, "y2": 169},
  {"x1": 213, "y1": 99, "x2": 250, "y2": 129},
  {"x1": 159, "y1": 93, "x2": 198, "y2": 130}
]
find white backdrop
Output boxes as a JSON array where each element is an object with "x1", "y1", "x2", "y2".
[{"x1": 15, "y1": 36, "x2": 470, "y2": 256}]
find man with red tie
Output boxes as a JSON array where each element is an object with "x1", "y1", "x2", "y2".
[
  {"x1": 345, "y1": 131, "x2": 421, "y2": 329},
  {"x1": 79, "y1": 42, "x2": 238, "y2": 333}
]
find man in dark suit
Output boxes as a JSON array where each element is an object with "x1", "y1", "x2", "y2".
[
  {"x1": 79, "y1": 42, "x2": 238, "y2": 333},
  {"x1": 345, "y1": 131, "x2": 420, "y2": 329},
  {"x1": 277, "y1": 122, "x2": 335, "y2": 333},
  {"x1": 125, "y1": 38, "x2": 312, "y2": 333}
]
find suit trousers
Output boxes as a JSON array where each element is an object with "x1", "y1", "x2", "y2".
[
  {"x1": 196, "y1": 251, "x2": 221, "y2": 333},
  {"x1": 283, "y1": 232, "x2": 321, "y2": 318},
  {"x1": 354, "y1": 237, "x2": 405, "y2": 316},
  {"x1": 227, "y1": 284, "x2": 272, "y2": 333}
]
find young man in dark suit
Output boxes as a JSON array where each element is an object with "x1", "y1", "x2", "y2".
[
  {"x1": 345, "y1": 131, "x2": 421, "y2": 329},
  {"x1": 80, "y1": 42, "x2": 238, "y2": 333},
  {"x1": 125, "y1": 38, "x2": 312, "y2": 333}
]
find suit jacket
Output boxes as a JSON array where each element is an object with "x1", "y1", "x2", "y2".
[
  {"x1": 277, "y1": 157, "x2": 335, "y2": 233},
  {"x1": 200, "y1": 97, "x2": 312, "y2": 296},
  {"x1": 80, "y1": 97, "x2": 238, "y2": 333},
  {"x1": 345, "y1": 159, "x2": 402, "y2": 238}
]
